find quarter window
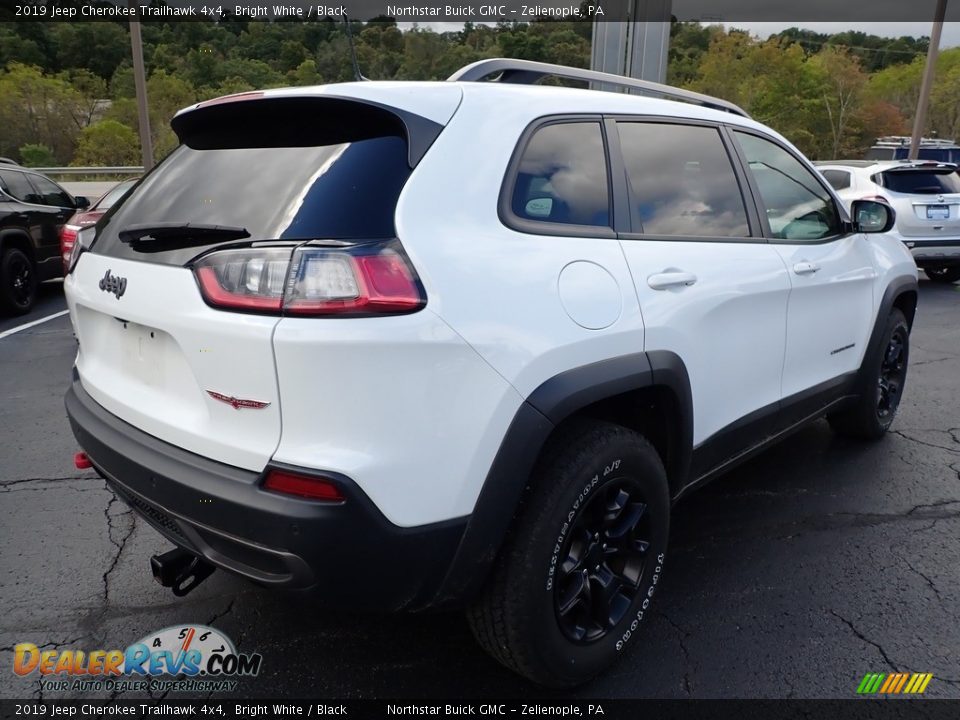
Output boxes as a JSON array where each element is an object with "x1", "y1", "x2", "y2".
[
  {"x1": 735, "y1": 131, "x2": 842, "y2": 241},
  {"x1": 617, "y1": 122, "x2": 750, "y2": 237},
  {"x1": 510, "y1": 122, "x2": 610, "y2": 228}
]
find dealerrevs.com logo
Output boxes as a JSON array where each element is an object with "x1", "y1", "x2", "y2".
[{"x1": 13, "y1": 625, "x2": 261, "y2": 694}]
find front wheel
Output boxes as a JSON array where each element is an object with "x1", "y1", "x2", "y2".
[
  {"x1": 828, "y1": 308, "x2": 909, "y2": 439},
  {"x1": 467, "y1": 421, "x2": 670, "y2": 687},
  {"x1": 925, "y1": 266, "x2": 960, "y2": 284},
  {"x1": 0, "y1": 247, "x2": 37, "y2": 315}
]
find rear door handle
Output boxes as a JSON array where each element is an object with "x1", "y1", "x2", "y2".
[
  {"x1": 793, "y1": 262, "x2": 821, "y2": 275},
  {"x1": 647, "y1": 271, "x2": 698, "y2": 290}
]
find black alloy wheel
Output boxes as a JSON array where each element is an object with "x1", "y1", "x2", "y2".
[
  {"x1": 555, "y1": 480, "x2": 652, "y2": 644},
  {"x1": 1, "y1": 248, "x2": 37, "y2": 314},
  {"x1": 877, "y1": 327, "x2": 907, "y2": 420}
]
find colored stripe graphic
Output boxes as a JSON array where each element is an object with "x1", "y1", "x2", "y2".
[
  {"x1": 858, "y1": 672, "x2": 933, "y2": 694},
  {"x1": 857, "y1": 673, "x2": 885, "y2": 694}
]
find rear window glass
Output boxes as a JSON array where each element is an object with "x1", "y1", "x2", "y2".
[
  {"x1": 93, "y1": 136, "x2": 411, "y2": 265},
  {"x1": 873, "y1": 169, "x2": 960, "y2": 194}
]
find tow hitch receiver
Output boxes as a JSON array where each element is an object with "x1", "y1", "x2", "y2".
[{"x1": 151, "y1": 548, "x2": 215, "y2": 597}]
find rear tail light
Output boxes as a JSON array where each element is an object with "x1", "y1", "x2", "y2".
[
  {"x1": 74, "y1": 452, "x2": 93, "y2": 469},
  {"x1": 66, "y1": 226, "x2": 95, "y2": 275},
  {"x1": 193, "y1": 240, "x2": 425, "y2": 316},
  {"x1": 263, "y1": 469, "x2": 344, "y2": 502},
  {"x1": 60, "y1": 224, "x2": 81, "y2": 274}
]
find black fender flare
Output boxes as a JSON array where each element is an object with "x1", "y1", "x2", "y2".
[
  {"x1": 856, "y1": 275, "x2": 918, "y2": 392},
  {"x1": 429, "y1": 350, "x2": 692, "y2": 608},
  {"x1": 0, "y1": 227, "x2": 36, "y2": 261}
]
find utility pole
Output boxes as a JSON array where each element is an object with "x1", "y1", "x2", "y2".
[
  {"x1": 909, "y1": 0, "x2": 947, "y2": 160},
  {"x1": 128, "y1": 4, "x2": 154, "y2": 170}
]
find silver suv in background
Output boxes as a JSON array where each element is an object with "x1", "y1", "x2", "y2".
[{"x1": 816, "y1": 160, "x2": 960, "y2": 283}]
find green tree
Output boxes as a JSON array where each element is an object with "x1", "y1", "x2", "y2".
[
  {"x1": 71, "y1": 120, "x2": 140, "y2": 166},
  {"x1": 19, "y1": 143, "x2": 56, "y2": 167},
  {"x1": 289, "y1": 59, "x2": 322, "y2": 86},
  {"x1": 808, "y1": 47, "x2": 869, "y2": 158},
  {"x1": 107, "y1": 70, "x2": 196, "y2": 161},
  {"x1": 0, "y1": 63, "x2": 85, "y2": 163}
]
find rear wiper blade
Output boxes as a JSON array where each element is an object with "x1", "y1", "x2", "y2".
[{"x1": 119, "y1": 223, "x2": 250, "y2": 244}]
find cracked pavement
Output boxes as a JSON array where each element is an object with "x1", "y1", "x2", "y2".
[{"x1": 1, "y1": 279, "x2": 958, "y2": 700}]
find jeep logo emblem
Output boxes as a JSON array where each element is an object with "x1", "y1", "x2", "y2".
[{"x1": 99, "y1": 269, "x2": 127, "y2": 299}]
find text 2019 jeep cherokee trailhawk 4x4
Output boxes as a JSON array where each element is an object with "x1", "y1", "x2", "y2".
[{"x1": 64, "y1": 60, "x2": 918, "y2": 687}]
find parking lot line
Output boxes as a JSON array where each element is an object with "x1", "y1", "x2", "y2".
[{"x1": 0, "y1": 309, "x2": 69, "y2": 340}]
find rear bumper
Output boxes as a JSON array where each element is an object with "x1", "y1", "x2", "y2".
[
  {"x1": 897, "y1": 237, "x2": 960, "y2": 267},
  {"x1": 65, "y1": 372, "x2": 467, "y2": 611}
]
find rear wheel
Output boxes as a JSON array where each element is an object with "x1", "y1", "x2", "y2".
[
  {"x1": 0, "y1": 247, "x2": 37, "y2": 315},
  {"x1": 467, "y1": 421, "x2": 670, "y2": 687},
  {"x1": 828, "y1": 308, "x2": 909, "y2": 439},
  {"x1": 925, "y1": 266, "x2": 960, "y2": 284}
]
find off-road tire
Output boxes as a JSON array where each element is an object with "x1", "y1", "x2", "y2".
[
  {"x1": 925, "y1": 267, "x2": 960, "y2": 284},
  {"x1": 467, "y1": 420, "x2": 670, "y2": 687},
  {"x1": 0, "y1": 247, "x2": 37, "y2": 315},
  {"x1": 828, "y1": 308, "x2": 909, "y2": 439}
]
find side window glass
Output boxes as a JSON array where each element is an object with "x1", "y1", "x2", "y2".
[
  {"x1": 0, "y1": 170, "x2": 43, "y2": 204},
  {"x1": 734, "y1": 131, "x2": 842, "y2": 241},
  {"x1": 27, "y1": 174, "x2": 73, "y2": 207},
  {"x1": 511, "y1": 122, "x2": 610, "y2": 228},
  {"x1": 617, "y1": 122, "x2": 750, "y2": 237},
  {"x1": 821, "y1": 169, "x2": 851, "y2": 191}
]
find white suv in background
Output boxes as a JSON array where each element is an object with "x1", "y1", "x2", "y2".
[
  {"x1": 64, "y1": 59, "x2": 919, "y2": 687},
  {"x1": 817, "y1": 160, "x2": 960, "y2": 284}
]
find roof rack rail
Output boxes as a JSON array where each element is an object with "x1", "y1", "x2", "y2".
[{"x1": 447, "y1": 58, "x2": 749, "y2": 118}]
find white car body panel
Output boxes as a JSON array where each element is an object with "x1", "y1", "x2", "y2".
[
  {"x1": 65, "y1": 252, "x2": 282, "y2": 471},
  {"x1": 773, "y1": 236, "x2": 878, "y2": 397},
  {"x1": 270, "y1": 311, "x2": 522, "y2": 527}
]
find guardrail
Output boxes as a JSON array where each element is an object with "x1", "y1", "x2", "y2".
[{"x1": 31, "y1": 166, "x2": 144, "y2": 177}]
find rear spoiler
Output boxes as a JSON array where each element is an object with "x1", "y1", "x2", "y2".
[{"x1": 171, "y1": 95, "x2": 444, "y2": 168}]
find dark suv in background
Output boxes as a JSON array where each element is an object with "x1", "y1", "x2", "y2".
[{"x1": 0, "y1": 161, "x2": 88, "y2": 314}]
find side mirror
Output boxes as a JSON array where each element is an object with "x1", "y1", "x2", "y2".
[
  {"x1": 74, "y1": 196, "x2": 90, "y2": 209},
  {"x1": 852, "y1": 199, "x2": 895, "y2": 234}
]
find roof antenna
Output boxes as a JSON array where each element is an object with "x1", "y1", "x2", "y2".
[{"x1": 342, "y1": 14, "x2": 367, "y2": 81}]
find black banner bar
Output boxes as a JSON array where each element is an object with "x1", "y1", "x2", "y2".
[
  {"x1": 3, "y1": 700, "x2": 960, "y2": 720},
  {"x1": 2, "y1": 0, "x2": 960, "y2": 23}
]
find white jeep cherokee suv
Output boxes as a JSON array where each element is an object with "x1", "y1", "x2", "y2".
[
  {"x1": 816, "y1": 159, "x2": 960, "y2": 284},
  {"x1": 64, "y1": 60, "x2": 919, "y2": 687}
]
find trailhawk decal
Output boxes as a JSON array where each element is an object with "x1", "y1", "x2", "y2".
[{"x1": 206, "y1": 390, "x2": 271, "y2": 410}]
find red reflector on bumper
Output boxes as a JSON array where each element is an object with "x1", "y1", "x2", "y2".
[
  {"x1": 74, "y1": 452, "x2": 93, "y2": 469},
  {"x1": 263, "y1": 470, "x2": 344, "y2": 502}
]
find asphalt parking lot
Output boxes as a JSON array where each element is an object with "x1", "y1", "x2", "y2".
[{"x1": 1, "y1": 278, "x2": 958, "y2": 700}]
